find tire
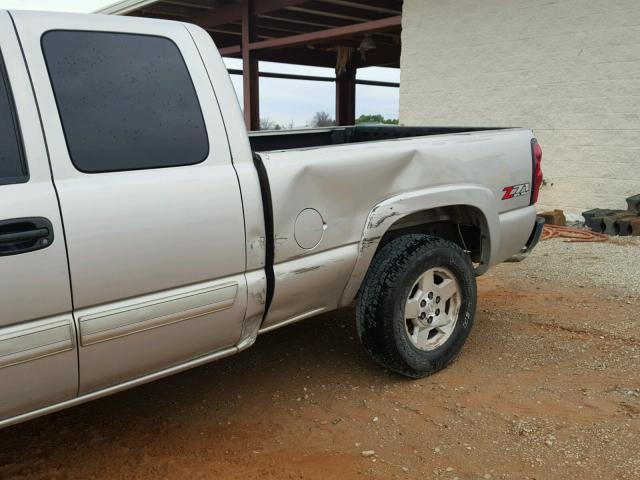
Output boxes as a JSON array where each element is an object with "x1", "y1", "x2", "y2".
[{"x1": 356, "y1": 234, "x2": 477, "y2": 378}]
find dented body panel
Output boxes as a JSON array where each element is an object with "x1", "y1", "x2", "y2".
[{"x1": 259, "y1": 128, "x2": 536, "y2": 327}]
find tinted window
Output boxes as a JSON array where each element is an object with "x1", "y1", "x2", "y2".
[
  {"x1": 0, "y1": 54, "x2": 28, "y2": 184},
  {"x1": 42, "y1": 31, "x2": 209, "y2": 173}
]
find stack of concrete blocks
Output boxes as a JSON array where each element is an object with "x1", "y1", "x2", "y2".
[{"x1": 583, "y1": 195, "x2": 640, "y2": 236}]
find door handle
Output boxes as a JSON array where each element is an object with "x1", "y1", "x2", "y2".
[
  {"x1": 0, "y1": 227, "x2": 49, "y2": 244},
  {"x1": 0, "y1": 217, "x2": 54, "y2": 256}
]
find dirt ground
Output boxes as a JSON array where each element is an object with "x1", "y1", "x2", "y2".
[{"x1": 1, "y1": 238, "x2": 639, "y2": 480}]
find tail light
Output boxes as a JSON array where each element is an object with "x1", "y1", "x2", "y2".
[{"x1": 531, "y1": 138, "x2": 543, "y2": 204}]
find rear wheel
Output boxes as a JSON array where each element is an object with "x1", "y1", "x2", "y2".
[{"x1": 356, "y1": 234, "x2": 477, "y2": 378}]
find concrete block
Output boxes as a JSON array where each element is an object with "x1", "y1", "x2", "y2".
[
  {"x1": 626, "y1": 194, "x2": 640, "y2": 214},
  {"x1": 582, "y1": 208, "x2": 616, "y2": 223},
  {"x1": 602, "y1": 212, "x2": 635, "y2": 236},
  {"x1": 614, "y1": 215, "x2": 640, "y2": 236},
  {"x1": 586, "y1": 216, "x2": 606, "y2": 233},
  {"x1": 540, "y1": 209, "x2": 566, "y2": 226},
  {"x1": 585, "y1": 210, "x2": 626, "y2": 233}
]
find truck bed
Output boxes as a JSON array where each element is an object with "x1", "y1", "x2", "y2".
[{"x1": 248, "y1": 125, "x2": 505, "y2": 152}]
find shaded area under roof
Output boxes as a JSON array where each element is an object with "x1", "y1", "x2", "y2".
[{"x1": 98, "y1": 0, "x2": 403, "y2": 129}]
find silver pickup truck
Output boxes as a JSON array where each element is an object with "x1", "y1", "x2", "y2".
[{"x1": 0, "y1": 10, "x2": 544, "y2": 428}]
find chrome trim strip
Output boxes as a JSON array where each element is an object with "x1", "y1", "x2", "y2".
[
  {"x1": 258, "y1": 307, "x2": 326, "y2": 334},
  {"x1": 79, "y1": 283, "x2": 238, "y2": 346},
  {"x1": 0, "y1": 345, "x2": 238, "y2": 429},
  {"x1": 0, "y1": 318, "x2": 74, "y2": 369}
]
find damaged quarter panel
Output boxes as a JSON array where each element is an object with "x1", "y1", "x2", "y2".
[{"x1": 260, "y1": 129, "x2": 535, "y2": 327}]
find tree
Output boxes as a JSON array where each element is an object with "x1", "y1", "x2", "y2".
[
  {"x1": 356, "y1": 114, "x2": 399, "y2": 125},
  {"x1": 311, "y1": 111, "x2": 336, "y2": 127},
  {"x1": 260, "y1": 118, "x2": 282, "y2": 130}
]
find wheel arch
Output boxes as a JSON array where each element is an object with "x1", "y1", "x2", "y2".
[{"x1": 338, "y1": 185, "x2": 498, "y2": 307}]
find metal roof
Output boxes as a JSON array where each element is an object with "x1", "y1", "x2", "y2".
[{"x1": 97, "y1": 0, "x2": 402, "y2": 68}]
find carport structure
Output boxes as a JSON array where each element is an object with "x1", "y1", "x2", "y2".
[{"x1": 98, "y1": 0, "x2": 403, "y2": 130}]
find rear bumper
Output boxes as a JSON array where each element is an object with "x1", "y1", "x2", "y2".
[{"x1": 507, "y1": 215, "x2": 545, "y2": 262}]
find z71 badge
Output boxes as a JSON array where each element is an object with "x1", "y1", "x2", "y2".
[{"x1": 502, "y1": 183, "x2": 530, "y2": 200}]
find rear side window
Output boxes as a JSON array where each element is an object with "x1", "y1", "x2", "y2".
[
  {"x1": 41, "y1": 31, "x2": 209, "y2": 173},
  {"x1": 0, "y1": 53, "x2": 28, "y2": 184}
]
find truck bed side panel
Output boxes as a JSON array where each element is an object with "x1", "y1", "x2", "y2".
[{"x1": 260, "y1": 129, "x2": 535, "y2": 329}]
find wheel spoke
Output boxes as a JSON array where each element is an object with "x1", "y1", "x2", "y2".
[
  {"x1": 437, "y1": 319, "x2": 455, "y2": 335},
  {"x1": 436, "y1": 278, "x2": 457, "y2": 302},
  {"x1": 415, "y1": 327, "x2": 432, "y2": 347},
  {"x1": 404, "y1": 298, "x2": 420, "y2": 320},
  {"x1": 418, "y1": 271, "x2": 436, "y2": 294},
  {"x1": 430, "y1": 314, "x2": 453, "y2": 328}
]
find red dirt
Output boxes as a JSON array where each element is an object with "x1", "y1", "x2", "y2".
[{"x1": 1, "y1": 268, "x2": 638, "y2": 479}]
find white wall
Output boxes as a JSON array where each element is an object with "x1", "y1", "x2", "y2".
[{"x1": 400, "y1": 0, "x2": 640, "y2": 214}]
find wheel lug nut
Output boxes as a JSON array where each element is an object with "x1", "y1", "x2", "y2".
[
  {"x1": 436, "y1": 296, "x2": 441, "y2": 303},
  {"x1": 435, "y1": 309, "x2": 440, "y2": 316},
  {"x1": 420, "y1": 299, "x2": 426, "y2": 307},
  {"x1": 428, "y1": 292, "x2": 433, "y2": 300},
  {"x1": 419, "y1": 312, "x2": 426, "y2": 320},
  {"x1": 427, "y1": 316, "x2": 433, "y2": 324}
]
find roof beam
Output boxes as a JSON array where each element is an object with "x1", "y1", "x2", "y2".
[
  {"x1": 140, "y1": 5, "x2": 202, "y2": 18},
  {"x1": 192, "y1": 0, "x2": 309, "y2": 28},
  {"x1": 226, "y1": 68, "x2": 399, "y2": 87},
  {"x1": 259, "y1": 10, "x2": 352, "y2": 29},
  {"x1": 250, "y1": 14, "x2": 400, "y2": 50},
  {"x1": 162, "y1": 0, "x2": 219, "y2": 9},
  {"x1": 219, "y1": 45, "x2": 242, "y2": 55},
  {"x1": 259, "y1": 11, "x2": 400, "y2": 41},
  {"x1": 286, "y1": 6, "x2": 369, "y2": 23},
  {"x1": 317, "y1": 0, "x2": 402, "y2": 15},
  {"x1": 208, "y1": 22, "x2": 313, "y2": 41},
  {"x1": 221, "y1": 15, "x2": 401, "y2": 54},
  {"x1": 287, "y1": 1, "x2": 386, "y2": 23},
  {"x1": 256, "y1": 17, "x2": 321, "y2": 35},
  {"x1": 241, "y1": 47, "x2": 338, "y2": 68}
]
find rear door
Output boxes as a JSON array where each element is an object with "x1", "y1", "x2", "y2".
[
  {"x1": 0, "y1": 12, "x2": 77, "y2": 423},
  {"x1": 12, "y1": 12, "x2": 248, "y2": 394}
]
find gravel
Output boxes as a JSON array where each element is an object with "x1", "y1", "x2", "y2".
[{"x1": 493, "y1": 236, "x2": 640, "y2": 298}]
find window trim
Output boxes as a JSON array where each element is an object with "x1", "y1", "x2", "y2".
[
  {"x1": 40, "y1": 29, "x2": 210, "y2": 174},
  {"x1": 0, "y1": 48, "x2": 29, "y2": 186}
]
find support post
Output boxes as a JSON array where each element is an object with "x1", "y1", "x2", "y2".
[
  {"x1": 336, "y1": 62, "x2": 356, "y2": 126},
  {"x1": 242, "y1": 0, "x2": 259, "y2": 130}
]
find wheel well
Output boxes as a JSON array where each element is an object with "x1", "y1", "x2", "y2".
[{"x1": 375, "y1": 205, "x2": 489, "y2": 267}]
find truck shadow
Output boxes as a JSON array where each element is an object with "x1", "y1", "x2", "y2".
[{"x1": 0, "y1": 307, "x2": 407, "y2": 475}]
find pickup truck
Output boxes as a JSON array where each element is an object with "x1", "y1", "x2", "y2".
[{"x1": 0, "y1": 10, "x2": 544, "y2": 428}]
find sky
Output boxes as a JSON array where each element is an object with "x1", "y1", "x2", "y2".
[{"x1": 0, "y1": 0, "x2": 400, "y2": 127}]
